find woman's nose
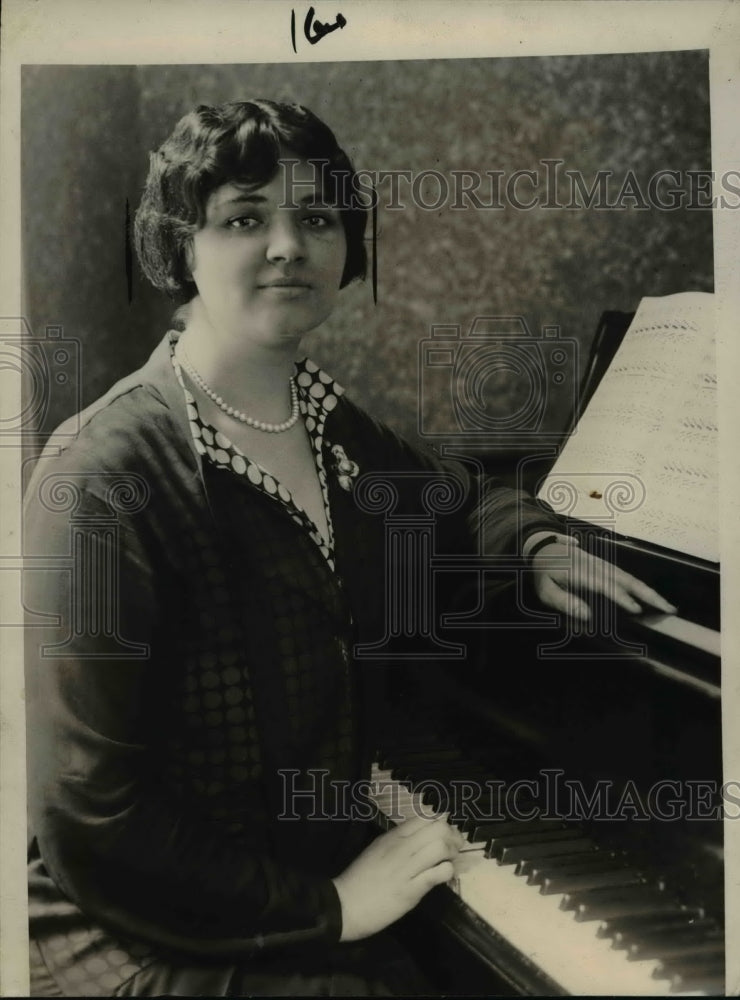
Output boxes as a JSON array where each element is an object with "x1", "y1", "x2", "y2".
[{"x1": 265, "y1": 217, "x2": 306, "y2": 263}]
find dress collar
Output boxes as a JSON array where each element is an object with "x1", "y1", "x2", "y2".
[{"x1": 142, "y1": 330, "x2": 349, "y2": 492}]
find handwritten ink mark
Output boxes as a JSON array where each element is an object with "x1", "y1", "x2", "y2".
[
  {"x1": 291, "y1": 7, "x2": 347, "y2": 52},
  {"x1": 305, "y1": 7, "x2": 346, "y2": 44}
]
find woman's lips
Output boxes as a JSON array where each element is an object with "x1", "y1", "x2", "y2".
[
  {"x1": 258, "y1": 280, "x2": 312, "y2": 296},
  {"x1": 259, "y1": 279, "x2": 311, "y2": 288}
]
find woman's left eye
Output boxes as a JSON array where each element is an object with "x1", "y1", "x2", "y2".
[{"x1": 302, "y1": 214, "x2": 334, "y2": 228}]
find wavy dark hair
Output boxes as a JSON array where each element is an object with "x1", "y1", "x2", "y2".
[{"x1": 134, "y1": 99, "x2": 368, "y2": 299}]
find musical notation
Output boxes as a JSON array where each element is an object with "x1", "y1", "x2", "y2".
[{"x1": 539, "y1": 292, "x2": 718, "y2": 563}]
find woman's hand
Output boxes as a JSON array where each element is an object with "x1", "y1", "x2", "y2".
[
  {"x1": 332, "y1": 813, "x2": 464, "y2": 942},
  {"x1": 530, "y1": 538, "x2": 678, "y2": 622}
]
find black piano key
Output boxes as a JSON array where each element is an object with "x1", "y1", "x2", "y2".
[
  {"x1": 627, "y1": 932, "x2": 723, "y2": 962},
  {"x1": 472, "y1": 819, "x2": 570, "y2": 841},
  {"x1": 516, "y1": 849, "x2": 604, "y2": 880},
  {"x1": 490, "y1": 827, "x2": 583, "y2": 849},
  {"x1": 562, "y1": 887, "x2": 685, "y2": 922},
  {"x1": 460, "y1": 812, "x2": 505, "y2": 835},
  {"x1": 596, "y1": 909, "x2": 708, "y2": 941},
  {"x1": 525, "y1": 855, "x2": 625, "y2": 884},
  {"x1": 652, "y1": 956, "x2": 725, "y2": 992},
  {"x1": 669, "y1": 974, "x2": 725, "y2": 995},
  {"x1": 460, "y1": 808, "x2": 549, "y2": 834},
  {"x1": 496, "y1": 836, "x2": 593, "y2": 865},
  {"x1": 409, "y1": 775, "x2": 494, "y2": 812},
  {"x1": 531, "y1": 858, "x2": 625, "y2": 883},
  {"x1": 405, "y1": 778, "x2": 495, "y2": 805},
  {"x1": 613, "y1": 921, "x2": 719, "y2": 953},
  {"x1": 540, "y1": 867, "x2": 645, "y2": 895}
]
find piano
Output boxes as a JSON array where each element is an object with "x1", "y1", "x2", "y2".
[{"x1": 366, "y1": 308, "x2": 724, "y2": 995}]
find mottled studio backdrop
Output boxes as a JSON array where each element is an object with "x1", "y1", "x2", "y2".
[{"x1": 22, "y1": 53, "x2": 712, "y2": 454}]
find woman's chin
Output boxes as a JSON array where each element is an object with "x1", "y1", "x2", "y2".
[{"x1": 261, "y1": 314, "x2": 330, "y2": 345}]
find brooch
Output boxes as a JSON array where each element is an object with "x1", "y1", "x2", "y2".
[{"x1": 330, "y1": 443, "x2": 360, "y2": 492}]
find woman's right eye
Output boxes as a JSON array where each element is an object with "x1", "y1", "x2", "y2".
[{"x1": 225, "y1": 215, "x2": 260, "y2": 230}]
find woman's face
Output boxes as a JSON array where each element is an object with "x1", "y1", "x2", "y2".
[{"x1": 187, "y1": 157, "x2": 347, "y2": 349}]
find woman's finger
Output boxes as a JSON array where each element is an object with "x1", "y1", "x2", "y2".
[
  {"x1": 411, "y1": 860, "x2": 455, "y2": 894},
  {"x1": 536, "y1": 574, "x2": 591, "y2": 621},
  {"x1": 391, "y1": 812, "x2": 449, "y2": 843},
  {"x1": 617, "y1": 575, "x2": 677, "y2": 614},
  {"x1": 568, "y1": 562, "x2": 676, "y2": 617},
  {"x1": 566, "y1": 554, "x2": 678, "y2": 616},
  {"x1": 405, "y1": 819, "x2": 464, "y2": 859},
  {"x1": 405, "y1": 836, "x2": 460, "y2": 879}
]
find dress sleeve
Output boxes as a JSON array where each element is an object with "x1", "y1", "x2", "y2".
[
  {"x1": 23, "y1": 477, "x2": 342, "y2": 960},
  {"x1": 340, "y1": 398, "x2": 565, "y2": 556}
]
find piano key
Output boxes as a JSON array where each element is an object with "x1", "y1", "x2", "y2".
[
  {"x1": 596, "y1": 910, "x2": 709, "y2": 941},
  {"x1": 523, "y1": 854, "x2": 623, "y2": 883},
  {"x1": 459, "y1": 797, "x2": 543, "y2": 828},
  {"x1": 562, "y1": 888, "x2": 686, "y2": 922},
  {"x1": 626, "y1": 933, "x2": 723, "y2": 962},
  {"x1": 471, "y1": 818, "x2": 571, "y2": 841},
  {"x1": 488, "y1": 827, "x2": 585, "y2": 848},
  {"x1": 517, "y1": 849, "x2": 606, "y2": 880},
  {"x1": 497, "y1": 836, "x2": 594, "y2": 865},
  {"x1": 668, "y1": 974, "x2": 725, "y2": 995},
  {"x1": 652, "y1": 956, "x2": 726, "y2": 990},
  {"x1": 541, "y1": 867, "x2": 645, "y2": 895}
]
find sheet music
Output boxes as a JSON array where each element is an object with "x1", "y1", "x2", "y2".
[{"x1": 538, "y1": 292, "x2": 718, "y2": 562}]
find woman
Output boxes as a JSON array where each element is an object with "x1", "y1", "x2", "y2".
[{"x1": 23, "y1": 99, "x2": 674, "y2": 997}]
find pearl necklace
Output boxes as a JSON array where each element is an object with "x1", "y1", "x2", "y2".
[{"x1": 177, "y1": 345, "x2": 300, "y2": 433}]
